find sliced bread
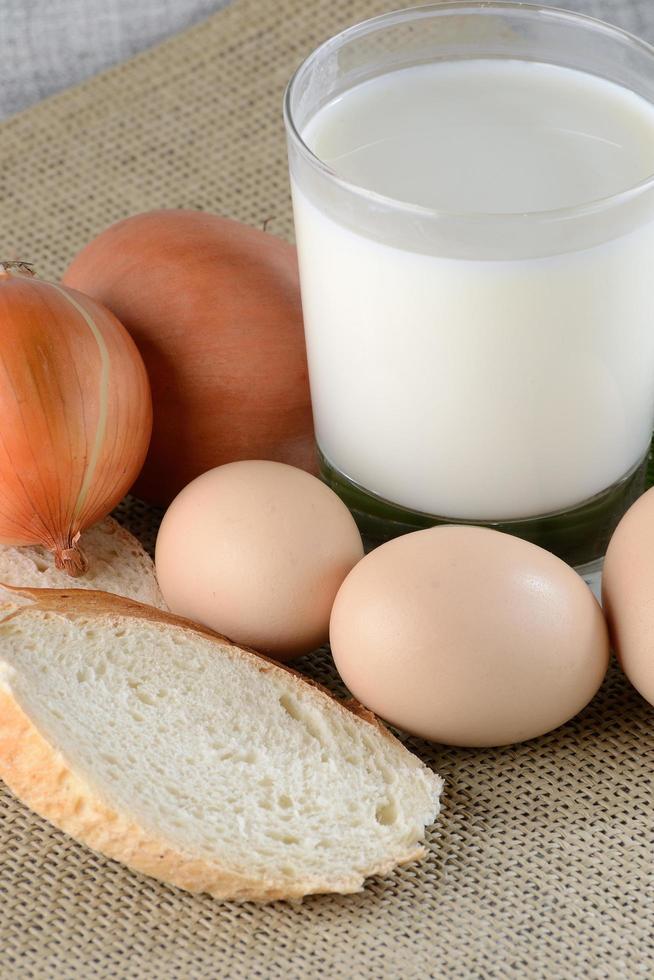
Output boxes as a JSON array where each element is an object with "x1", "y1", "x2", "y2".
[
  {"x1": 0, "y1": 517, "x2": 166, "y2": 609},
  {"x1": 0, "y1": 587, "x2": 442, "y2": 902}
]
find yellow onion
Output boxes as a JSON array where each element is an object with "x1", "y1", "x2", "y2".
[{"x1": 0, "y1": 261, "x2": 152, "y2": 575}]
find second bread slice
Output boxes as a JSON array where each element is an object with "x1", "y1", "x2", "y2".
[{"x1": 0, "y1": 517, "x2": 166, "y2": 609}]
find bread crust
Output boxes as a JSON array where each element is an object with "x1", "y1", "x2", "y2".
[{"x1": 0, "y1": 587, "x2": 438, "y2": 902}]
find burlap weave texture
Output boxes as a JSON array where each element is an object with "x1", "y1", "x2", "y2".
[{"x1": 0, "y1": 1, "x2": 653, "y2": 977}]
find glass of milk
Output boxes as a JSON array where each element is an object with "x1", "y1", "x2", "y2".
[{"x1": 284, "y1": 2, "x2": 654, "y2": 572}]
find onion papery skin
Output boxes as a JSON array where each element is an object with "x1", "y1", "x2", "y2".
[{"x1": 0, "y1": 266, "x2": 152, "y2": 575}]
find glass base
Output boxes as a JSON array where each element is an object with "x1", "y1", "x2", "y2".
[
  {"x1": 319, "y1": 448, "x2": 649, "y2": 569},
  {"x1": 575, "y1": 556, "x2": 604, "y2": 601}
]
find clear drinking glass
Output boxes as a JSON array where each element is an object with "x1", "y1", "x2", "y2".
[{"x1": 284, "y1": 2, "x2": 654, "y2": 572}]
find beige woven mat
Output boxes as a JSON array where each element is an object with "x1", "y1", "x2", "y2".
[{"x1": 1, "y1": 0, "x2": 653, "y2": 977}]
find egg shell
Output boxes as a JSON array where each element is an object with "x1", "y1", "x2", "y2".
[
  {"x1": 603, "y1": 486, "x2": 654, "y2": 706},
  {"x1": 155, "y1": 461, "x2": 364, "y2": 661},
  {"x1": 330, "y1": 525, "x2": 609, "y2": 747}
]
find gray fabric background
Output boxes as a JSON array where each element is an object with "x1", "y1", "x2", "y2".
[
  {"x1": 0, "y1": 0, "x2": 231, "y2": 119},
  {"x1": 0, "y1": 0, "x2": 653, "y2": 122}
]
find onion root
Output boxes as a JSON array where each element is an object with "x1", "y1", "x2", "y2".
[{"x1": 54, "y1": 542, "x2": 89, "y2": 577}]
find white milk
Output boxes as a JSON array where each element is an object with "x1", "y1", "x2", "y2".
[{"x1": 292, "y1": 60, "x2": 654, "y2": 520}]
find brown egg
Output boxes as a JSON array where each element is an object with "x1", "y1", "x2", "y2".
[
  {"x1": 155, "y1": 461, "x2": 364, "y2": 661},
  {"x1": 330, "y1": 525, "x2": 609, "y2": 747},
  {"x1": 603, "y1": 487, "x2": 654, "y2": 706}
]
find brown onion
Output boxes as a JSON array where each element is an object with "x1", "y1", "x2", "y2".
[
  {"x1": 0, "y1": 262, "x2": 152, "y2": 575},
  {"x1": 64, "y1": 210, "x2": 316, "y2": 506}
]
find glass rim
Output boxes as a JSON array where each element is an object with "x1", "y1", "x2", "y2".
[{"x1": 283, "y1": 0, "x2": 654, "y2": 222}]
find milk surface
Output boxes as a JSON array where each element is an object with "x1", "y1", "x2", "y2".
[{"x1": 294, "y1": 60, "x2": 654, "y2": 519}]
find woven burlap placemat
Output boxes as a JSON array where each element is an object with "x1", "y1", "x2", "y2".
[{"x1": 1, "y1": 1, "x2": 653, "y2": 977}]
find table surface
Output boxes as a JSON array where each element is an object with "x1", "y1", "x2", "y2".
[{"x1": 0, "y1": 0, "x2": 231, "y2": 119}]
